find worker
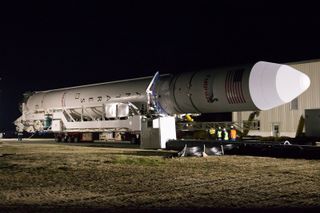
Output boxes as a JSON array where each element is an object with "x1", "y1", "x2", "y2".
[
  {"x1": 185, "y1": 114, "x2": 194, "y2": 122},
  {"x1": 223, "y1": 128, "x2": 229, "y2": 141},
  {"x1": 209, "y1": 127, "x2": 216, "y2": 140},
  {"x1": 230, "y1": 125, "x2": 237, "y2": 141},
  {"x1": 217, "y1": 127, "x2": 222, "y2": 141}
]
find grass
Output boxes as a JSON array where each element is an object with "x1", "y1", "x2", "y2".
[{"x1": 0, "y1": 140, "x2": 320, "y2": 211}]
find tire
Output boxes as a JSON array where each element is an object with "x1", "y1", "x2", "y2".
[
  {"x1": 130, "y1": 137, "x2": 136, "y2": 144},
  {"x1": 67, "y1": 136, "x2": 73, "y2": 143},
  {"x1": 74, "y1": 137, "x2": 79, "y2": 143}
]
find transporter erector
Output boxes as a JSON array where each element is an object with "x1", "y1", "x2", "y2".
[{"x1": 14, "y1": 61, "x2": 310, "y2": 148}]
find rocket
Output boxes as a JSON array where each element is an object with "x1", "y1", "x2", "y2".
[
  {"x1": 158, "y1": 61, "x2": 310, "y2": 114},
  {"x1": 20, "y1": 61, "x2": 310, "y2": 122}
]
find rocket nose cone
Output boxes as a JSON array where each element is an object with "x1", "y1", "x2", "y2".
[
  {"x1": 300, "y1": 73, "x2": 311, "y2": 91},
  {"x1": 276, "y1": 65, "x2": 310, "y2": 103},
  {"x1": 249, "y1": 62, "x2": 310, "y2": 110}
]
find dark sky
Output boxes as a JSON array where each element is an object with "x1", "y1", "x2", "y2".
[{"x1": 1, "y1": 1, "x2": 320, "y2": 131}]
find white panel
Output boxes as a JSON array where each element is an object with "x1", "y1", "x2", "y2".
[
  {"x1": 105, "y1": 103, "x2": 117, "y2": 118},
  {"x1": 159, "y1": 116, "x2": 176, "y2": 149},
  {"x1": 52, "y1": 120, "x2": 62, "y2": 132},
  {"x1": 117, "y1": 103, "x2": 129, "y2": 118},
  {"x1": 140, "y1": 116, "x2": 176, "y2": 149},
  {"x1": 152, "y1": 119, "x2": 159, "y2": 128}
]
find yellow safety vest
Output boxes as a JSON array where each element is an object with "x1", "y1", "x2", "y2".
[
  {"x1": 185, "y1": 114, "x2": 194, "y2": 122},
  {"x1": 209, "y1": 128, "x2": 215, "y2": 135},
  {"x1": 224, "y1": 131, "x2": 229, "y2": 140},
  {"x1": 217, "y1": 130, "x2": 222, "y2": 138}
]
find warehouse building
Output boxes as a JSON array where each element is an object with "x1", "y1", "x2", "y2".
[{"x1": 232, "y1": 59, "x2": 320, "y2": 138}]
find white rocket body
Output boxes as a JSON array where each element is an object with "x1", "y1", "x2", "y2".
[
  {"x1": 24, "y1": 61, "x2": 309, "y2": 115},
  {"x1": 160, "y1": 61, "x2": 310, "y2": 114},
  {"x1": 25, "y1": 77, "x2": 152, "y2": 120},
  {"x1": 16, "y1": 61, "x2": 310, "y2": 133}
]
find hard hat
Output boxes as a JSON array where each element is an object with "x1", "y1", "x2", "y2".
[{"x1": 231, "y1": 125, "x2": 234, "y2": 128}]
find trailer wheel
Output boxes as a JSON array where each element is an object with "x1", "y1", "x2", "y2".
[
  {"x1": 130, "y1": 137, "x2": 136, "y2": 144},
  {"x1": 130, "y1": 135, "x2": 140, "y2": 144},
  {"x1": 67, "y1": 136, "x2": 73, "y2": 143},
  {"x1": 63, "y1": 136, "x2": 69, "y2": 143},
  {"x1": 74, "y1": 137, "x2": 79, "y2": 143}
]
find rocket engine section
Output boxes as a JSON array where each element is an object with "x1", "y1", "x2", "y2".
[{"x1": 15, "y1": 61, "x2": 310, "y2": 138}]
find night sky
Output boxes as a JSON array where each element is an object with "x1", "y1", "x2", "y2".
[{"x1": 1, "y1": 1, "x2": 320, "y2": 131}]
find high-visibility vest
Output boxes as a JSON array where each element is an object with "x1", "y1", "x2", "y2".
[
  {"x1": 217, "y1": 130, "x2": 222, "y2": 138},
  {"x1": 209, "y1": 128, "x2": 215, "y2": 135},
  {"x1": 230, "y1": 129, "x2": 237, "y2": 139},
  {"x1": 185, "y1": 114, "x2": 194, "y2": 122},
  {"x1": 223, "y1": 131, "x2": 229, "y2": 140}
]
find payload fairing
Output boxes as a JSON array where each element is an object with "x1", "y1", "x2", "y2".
[{"x1": 15, "y1": 61, "x2": 310, "y2": 148}]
